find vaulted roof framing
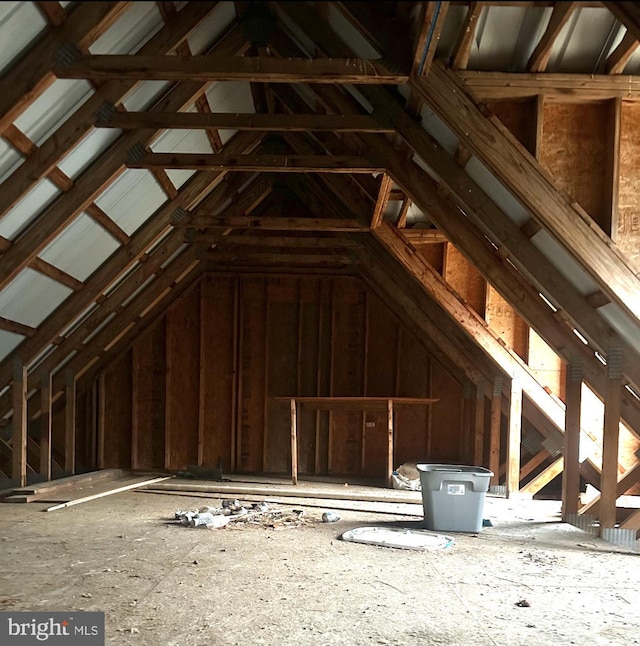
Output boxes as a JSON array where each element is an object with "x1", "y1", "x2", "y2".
[{"x1": 2, "y1": 1, "x2": 640, "y2": 538}]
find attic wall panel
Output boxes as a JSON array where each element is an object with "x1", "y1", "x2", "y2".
[
  {"x1": 102, "y1": 351, "x2": 132, "y2": 469},
  {"x1": 539, "y1": 103, "x2": 609, "y2": 233},
  {"x1": 165, "y1": 285, "x2": 200, "y2": 471},
  {"x1": 486, "y1": 286, "x2": 528, "y2": 361},
  {"x1": 528, "y1": 329, "x2": 564, "y2": 400},
  {"x1": 395, "y1": 328, "x2": 430, "y2": 466},
  {"x1": 443, "y1": 243, "x2": 486, "y2": 317},
  {"x1": 417, "y1": 244, "x2": 444, "y2": 274},
  {"x1": 329, "y1": 278, "x2": 365, "y2": 476},
  {"x1": 618, "y1": 102, "x2": 640, "y2": 272},
  {"x1": 430, "y1": 363, "x2": 464, "y2": 463},
  {"x1": 297, "y1": 278, "x2": 321, "y2": 475},
  {"x1": 200, "y1": 275, "x2": 235, "y2": 471},
  {"x1": 238, "y1": 277, "x2": 266, "y2": 473},
  {"x1": 364, "y1": 292, "x2": 399, "y2": 478},
  {"x1": 264, "y1": 277, "x2": 299, "y2": 473},
  {"x1": 132, "y1": 319, "x2": 166, "y2": 470}
]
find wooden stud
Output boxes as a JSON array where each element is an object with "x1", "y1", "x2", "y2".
[
  {"x1": 12, "y1": 359, "x2": 28, "y2": 487},
  {"x1": 97, "y1": 373, "x2": 105, "y2": 469},
  {"x1": 489, "y1": 377, "x2": 502, "y2": 485},
  {"x1": 562, "y1": 359, "x2": 583, "y2": 519},
  {"x1": 290, "y1": 398, "x2": 298, "y2": 485},
  {"x1": 474, "y1": 379, "x2": 485, "y2": 466},
  {"x1": 606, "y1": 97, "x2": 621, "y2": 241},
  {"x1": 506, "y1": 372, "x2": 523, "y2": 497},
  {"x1": 40, "y1": 370, "x2": 52, "y2": 481},
  {"x1": 65, "y1": 369, "x2": 76, "y2": 474},
  {"x1": 230, "y1": 277, "x2": 240, "y2": 472},
  {"x1": 520, "y1": 456, "x2": 564, "y2": 495},
  {"x1": 527, "y1": 3, "x2": 577, "y2": 72},
  {"x1": 387, "y1": 399, "x2": 394, "y2": 488},
  {"x1": 600, "y1": 346, "x2": 623, "y2": 530},
  {"x1": 451, "y1": 2, "x2": 483, "y2": 70},
  {"x1": 606, "y1": 29, "x2": 639, "y2": 74}
]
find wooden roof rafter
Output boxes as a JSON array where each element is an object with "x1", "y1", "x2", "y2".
[{"x1": 527, "y1": 2, "x2": 579, "y2": 72}]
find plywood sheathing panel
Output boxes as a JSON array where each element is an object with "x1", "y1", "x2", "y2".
[
  {"x1": 443, "y1": 243, "x2": 486, "y2": 317},
  {"x1": 528, "y1": 328, "x2": 564, "y2": 400},
  {"x1": 618, "y1": 102, "x2": 640, "y2": 273},
  {"x1": 329, "y1": 279, "x2": 365, "y2": 475},
  {"x1": 417, "y1": 244, "x2": 444, "y2": 274},
  {"x1": 165, "y1": 285, "x2": 200, "y2": 471},
  {"x1": 485, "y1": 285, "x2": 529, "y2": 361},
  {"x1": 539, "y1": 102, "x2": 609, "y2": 234},
  {"x1": 199, "y1": 275, "x2": 235, "y2": 471},
  {"x1": 264, "y1": 277, "x2": 299, "y2": 474},
  {"x1": 102, "y1": 351, "x2": 132, "y2": 469},
  {"x1": 132, "y1": 319, "x2": 166, "y2": 470}
]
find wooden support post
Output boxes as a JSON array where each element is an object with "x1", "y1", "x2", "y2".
[
  {"x1": 474, "y1": 379, "x2": 485, "y2": 466},
  {"x1": 290, "y1": 398, "x2": 298, "y2": 485},
  {"x1": 562, "y1": 359, "x2": 582, "y2": 519},
  {"x1": 489, "y1": 377, "x2": 502, "y2": 485},
  {"x1": 97, "y1": 373, "x2": 105, "y2": 469},
  {"x1": 65, "y1": 369, "x2": 76, "y2": 475},
  {"x1": 600, "y1": 346, "x2": 623, "y2": 531},
  {"x1": 506, "y1": 373, "x2": 523, "y2": 498},
  {"x1": 606, "y1": 97, "x2": 621, "y2": 241},
  {"x1": 40, "y1": 370, "x2": 52, "y2": 481},
  {"x1": 12, "y1": 359, "x2": 27, "y2": 487},
  {"x1": 386, "y1": 399, "x2": 395, "y2": 488}
]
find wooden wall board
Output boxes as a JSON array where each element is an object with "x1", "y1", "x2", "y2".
[
  {"x1": 430, "y1": 362, "x2": 464, "y2": 463},
  {"x1": 486, "y1": 285, "x2": 529, "y2": 361},
  {"x1": 528, "y1": 328, "x2": 564, "y2": 399},
  {"x1": 364, "y1": 292, "x2": 399, "y2": 477},
  {"x1": 443, "y1": 243, "x2": 486, "y2": 317},
  {"x1": 395, "y1": 328, "x2": 430, "y2": 466},
  {"x1": 329, "y1": 278, "x2": 365, "y2": 475},
  {"x1": 199, "y1": 275, "x2": 235, "y2": 471},
  {"x1": 165, "y1": 285, "x2": 200, "y2": 471},
  {"x1": 132, "y1": 319, "x2": 166, "y2": 470},
  {"x1": 618, "y1": 102, "x2": 640, "y2": 272},
  {"x1": 102, "y1": 351, "x2": 132, "y2": 469},
  {"x1": 314, "y1": 279, "x2": 333, "y2": 474},
  {"x1": 264, "y1": 277, "x2": 299, "y2": 473},
  {"x1": 486, "y1": 99, "x2": 537, "y2": 156},
  {"x1": 297, "y1": 278, "x2": 321, "y2": 474},
  {"x1": 539, "y1": 102, "x2": 609, "y2": 233},
  {"x1": 238, "y1": 277, "x2": 267, "y2": 472}
]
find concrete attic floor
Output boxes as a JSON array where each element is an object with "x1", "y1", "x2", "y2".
[{"x1": 0, "y1": 482, "x2": 639, "y2": 646}]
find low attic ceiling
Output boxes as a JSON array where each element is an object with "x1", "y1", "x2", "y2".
[{"x1": 1, "y1": 1, "x2": 640, "y2": 439}]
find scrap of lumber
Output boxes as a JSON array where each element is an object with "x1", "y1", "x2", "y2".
[
  {"x1": 141, "y1": 489, "x2": 424, "y2": 517},
  {"x1": 147, "y1": 480, "x2": 422, "y2": 505},
  {"x1": 45, "y1": 476, "x2": 172, "y2": 512},
  {"x1": 9, "y1": 468, "x2": 124, "y2": 497}
]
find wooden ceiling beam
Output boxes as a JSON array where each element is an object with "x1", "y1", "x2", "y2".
[
  {"x1": 177, "y1": 215, "x2": 370, "y2": 232},
  {"x1": 99, "y1": 111, "x2": 393, "y2": 133},
  {"x1": 450, "y1": 2, "x2": 484, "y2": 70},
  {"x1": 202, "y1": 250, "x2": 351, "y2": 267},
  {"x1": 0, "y1": 1, "x2": 226, "y2": 222},
  {"x1": 606, "y1": 29, "x2": 640, "y2": 74},
  {"x1": 207, "y1": 234, "x2": 361, "y2": 248},
  {"x1": 127, "y1": 152, "x2": 383, "y2": 173},
  {"x1": 402, "y1": 229, "x2": 448, "y2": 243},
  {"x1": 606, "y1": 1, "x2": 640, "y2": 45},
  {"x1": 0, "y1": 316, "x2": 36, "y2": 338},
  {"x1": 30, "y1": 257, "x2": 84, "y2": 292},
  {"x1": 36, "y1": 2, "x2": 67, "y2": 27},
  {"x1": 0, "y1": 1, "x2": 130, "y2": 135},
  {"x1": 527, "y1": 2, "x2": 578, "y2": 72},
  {"x1": 56, "y1": 55, "x2": 408, "y2": 84},
  {"x1": 456, "y1": 71, "x2": 640, "y2": 100},
  {"x1": 370, "y1": 174, "x2": 393, "y2": 229}
]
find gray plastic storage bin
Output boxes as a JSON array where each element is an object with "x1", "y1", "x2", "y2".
[{"x1": 417, "y1": 464, "x2": 493, "y2": 533}]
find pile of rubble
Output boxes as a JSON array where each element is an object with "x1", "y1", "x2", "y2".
[{"x1": 173, "y1": 499, "x2": 314, "y2": 530}]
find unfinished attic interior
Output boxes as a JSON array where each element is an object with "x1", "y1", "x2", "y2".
[{"x1": 1, "y1": 0, "x2": 640, "y2": 548}]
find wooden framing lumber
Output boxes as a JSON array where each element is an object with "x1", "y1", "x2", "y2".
[
  {"x1": 450, "y1": 2, "x2": 483, "y2": 70},
  {"x1": 290, "y1": 399, "x2": 298, "y2": 485},
  {"x1": 506, "y1": 373, "x2": 523, "y2": 497},
  {"x1": 520, "y1": 456, "x2": 564, "y2": 495},
  {"x1": 40, "y1": 371, "x2": 52, "y2": 481},
  {"x1": 562, "y1": 359, "x2": 583, "y2": 518},
  {"x1": 12, "y1": 360, "x2": 28, "y2": 487},
  {"x1": 370, "y1": 174, "x2": 393, "y2": 229},
  {"x1": 606, "y1": 29, "x2": 639, "y2": 74},
  {"x1": 100, "y1": 111, "x2": 393, "y2": 133},
  {"x1": 580, "y1": 462, "x2": 640, "y2": 516},
  {"x1": 56, "y1": 55, "x2": 408, "y2": 84},
  {"x1": 45, "y1": 476, "x2": 172, "y2": 511},
  {"x1": 128, "y1": 152, "x2": 383, "y2": 173},
  {"x1": 456, "y1": 70, "x2": 640, "y2": 101},
  {"x1": 527, "y1": 2, "x2": 577, "y2": 72},
  {"x1": 489, "y1": 377, "x2": 502, "y2": 485},
  {"x1": 0, "y1": 317, "x2": 36, "y2": 338},
  {"x1": 178, "y1": 216, "x2": 369, "y2": 232},
  {"x1": 64, "y1": 370, "x2": 76, "y2": 474}
]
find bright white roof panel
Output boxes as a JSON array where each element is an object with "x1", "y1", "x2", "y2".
[
  {"x1": 0, "y1": 178, "x2": 60, "y2": 240},
  {"x1": 0, "y1": 268, "x2": 73, "y2": 328},
  {"x1": 89, "y1": 2, "x2": 164, "y2": 55},
  {"x1": 188, "y1": 2, "x2": 237, "y2": 55},
  {"x1": 95, "y1": 169, "x2": 167, "y2": 236},
  {"x1": 38, "y1": 213, "x2": 121, "y2": 282},
  {"x1": 57, "y1": 127, "x2": 123, "y2": 180},
  {"x1": 205, "y1": 81, "x2": 255, "y2": 118},
  {"x1": 598, "y1": 303, "x2": 640, "y2": 348},
  {"x1": 0, "y1": 137, "x2": 23, "y2": 184},
  {"x1": 0, "y1": 329, "x2": 24, "y2": 363},
  {"x1": 13, "y1": 79, "x2": 94, "y2": 147},
  {"x1": 152, "y1": 127, "x2": 214, "y2": 189},
  {"x1": 0, "y1": 2, "x2": 47, "y2": 74}
]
